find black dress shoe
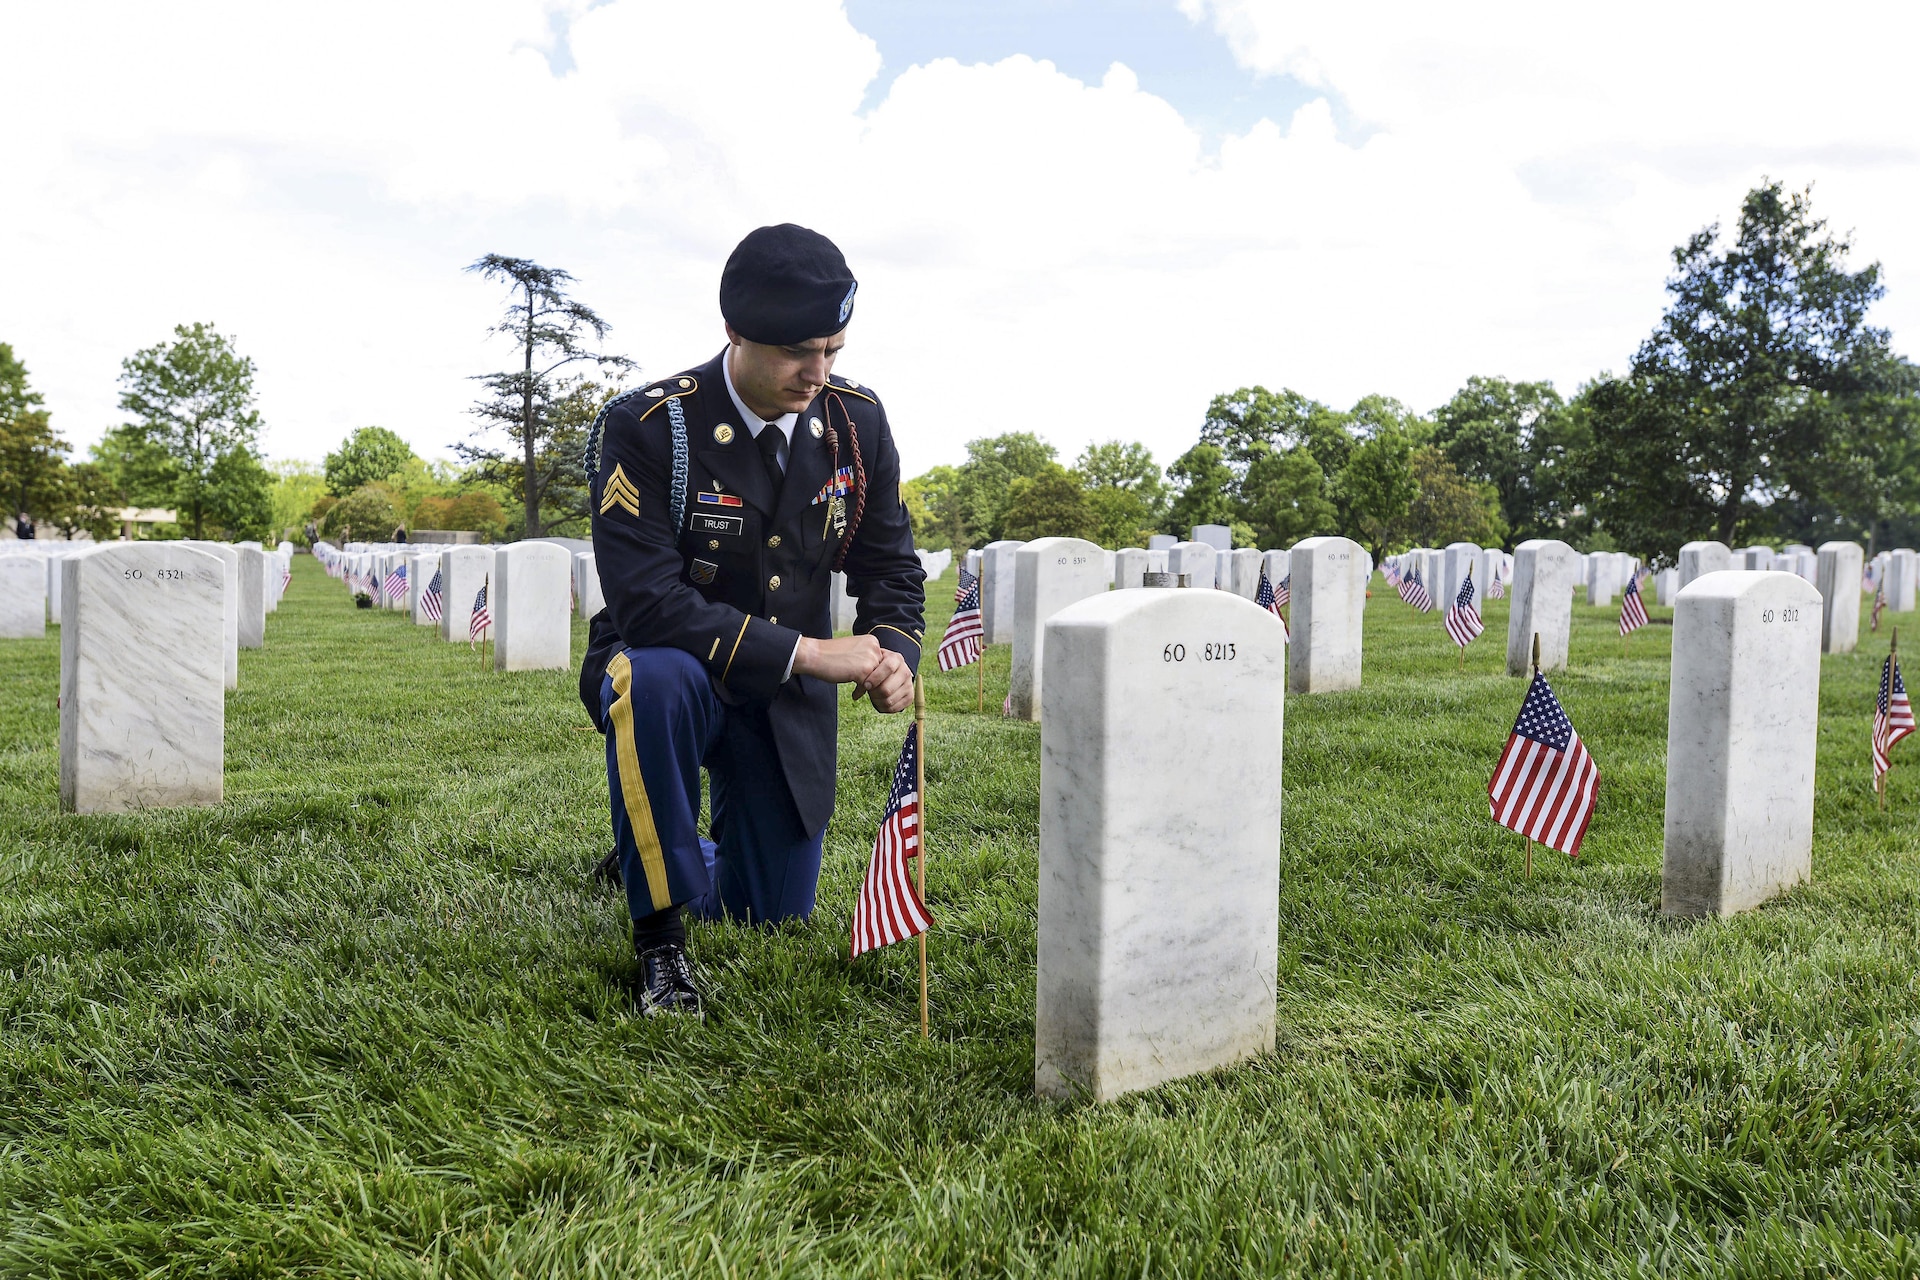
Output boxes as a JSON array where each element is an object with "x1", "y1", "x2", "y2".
[
  {"x1": 590, "y1": 847, "x2": 623, "y2": 890},
  {"x1": 636, "y1": 942, "x2": 703, "y2": 1018}
]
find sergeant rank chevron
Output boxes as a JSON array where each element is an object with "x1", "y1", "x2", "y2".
[{"x1": 600, "y1": 463, "x2": 641, "y2": 517}]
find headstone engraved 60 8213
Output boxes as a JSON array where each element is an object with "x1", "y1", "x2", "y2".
[
  {"x1": 1035, "y1": 588, "x2": 1284, "y2": 1101},
  {"x1": 60, "y1": 544, "x2": 225, "y2": 813},
  {"x1": 1008, "y1": 537, "x2": 1109, "y2": 721},
  {"x1": 1662, "y1": 570, "x2": 1822, "y2": 916}
]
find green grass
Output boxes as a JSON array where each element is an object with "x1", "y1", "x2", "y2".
[{"x1": 3, "y1": 560, "x2": 1918, "y2": 1277}]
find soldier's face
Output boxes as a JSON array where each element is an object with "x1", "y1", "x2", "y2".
[{"x1": 726, "y1": 326, "x2": 846, "y2": 417}]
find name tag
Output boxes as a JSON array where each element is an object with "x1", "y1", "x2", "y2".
[{"x1": 690, "y1": 513, "x2": 744, "y2": 538}]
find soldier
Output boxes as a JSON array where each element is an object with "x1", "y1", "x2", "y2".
[{"x1": 582, "y1": 224, "x2": 925, "y2": 1016}]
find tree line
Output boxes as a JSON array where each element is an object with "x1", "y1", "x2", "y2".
[{"x1": 907, "y1": 182, "x2": 1919, "y2": 563}]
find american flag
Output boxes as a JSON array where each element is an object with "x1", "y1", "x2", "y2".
[
  {"x1": 1872, "y1": 586, "x2": 1886, "y2": 633},
  {"x1": 421, "y1": 568, "x2": 444, "y2": 622},
  {"x1": 281, "y1": 563, "x2": 292, "y2": 594},
  {"x1": 1274, "y1": 573, "x2": 1290, "y2": 608},
  {"x1": 1488, "y1": 672, "x2": 1600, "y2": 857},
  {"x1": 954, "y1": 565, "x2": 975, "y2": 606},
  {"x1": 1618, "y1": 569, "x2": 1650, "y2": 636},
  {"x1": 469, "y1": 581, "x2": 492, "y2": 644},
  {"x1": 1400, "y1": 567, "x2": 1432, "y2": 612},
  {"x1": 1874, "y1": 650, "x2": 1915, "y2": 786},
  {"x1": 850, "y1": 722, "x2": 933, "y2": 958},
  {"x1": 937, "y1": 570, "x2": 984, "y2": 671},
  {"x1": 1385, "y1": 559, "x2": 1403, "y2": 588},
  {"x1": 384, "y1": 562, "x2": 406, "y2": 602},
  {"x1": 1255, "y1": 569, "x2": 1290, "y2": 639},
  {"x1": 1444, "y1": 569, "x2": 1484, "y2": 647},
  {"x1": 1488, "y1": 565, "x2": 1505, "y2": 599}
]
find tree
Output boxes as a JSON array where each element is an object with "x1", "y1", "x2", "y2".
[
  {"x1": 0, "y1": 345, "x2": 69, "y2": 526},
  {"x1": 1331, "y1": 429, "x2": 1417, "y2": 561},
  {"x1": 998, "y1": 463, "x2": 1098, "y2": 542},
  {"x1": 1580, "y1": 181, "x2": 1896, "y2": 550},
  {"x1": 270, "y1": 461, "x2": 329, "y2": 542},
  {"x1": 900, "y1": 464, "x2": 961, "y2": 549},
  {"x1": 1242, "y1": 447, "x2": 1336, "y2": 549},
  {"x1": 116, "y1": 322, "x2": 263, "y2": 538},
  {"x1": 45, "y1": 461, "x2": 122, "y2": 541},
  {"x1": 324, "y1": 427, "x2": 416, "y2": 497},
  {"x1": 1166, "y1": 442, "x2": 1238, "y2": 532},
  {"x1": 1198, "y1": 386, "x2": 1352, "y2": 481},
  {"x1": 90, "y1": 424, "x2": 182, "y2": 509},
  {"x1": 464, "y1": 255, "x2": 634, "y2": 539},
  {"x1": 321, "y1": 485, "x2": 401, "y2": 543},
  {"x1": 947, "y1": 432, "x2": 1057, "y2": 544},
  {"x1": 1076, "y1": 440, "x2": 1166, "y2": 546},
  {"x1": 1431, "y1": 376, "x2": 1575, "y2": 540},
  {"x1": 202, "y1": 445, "x2": 274, "y2": 541},
  {"x1": 1400, "y1": 446, "x2": 1509, "y2": 548}
]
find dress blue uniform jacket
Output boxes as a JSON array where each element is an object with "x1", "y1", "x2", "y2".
[{"x1": 582, "y1": 348, "x2": 926, "y2": 836}]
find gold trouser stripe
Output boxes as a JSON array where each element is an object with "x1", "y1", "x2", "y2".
[
  {"x1": 721, "y1": 617, "x2": 751, "y2": 682},
  {"x1": 606, "y1": 651, "x2": 673, "y2": 911}
]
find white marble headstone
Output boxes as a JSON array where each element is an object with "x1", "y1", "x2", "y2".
[
  {"x1": 574, "y1": 551, "x2": 606, "y2": 619},
  {"x1": 439, "y1": 545, "x2": 492, "y2": 641},
  {"x1": 1885, "y1": 549, "x2": 1917, "y2": 612},
  {"x1": 1442, "y1": 542, "x2": 1481, "y2": 610},
  {"x1": 1228, "y1": 548, "x2": 1263, "y2": 600},
  {"x1": 1815, "y1": 541, "x2": 1864, "y2": 655},
  {"x1": 1008, "y1": 537, "x2": 1109, "y2": 721},
  {"x1": 1113, "y1": 548, "x2": 1149, "y2": 589},
  {"x1": 1167, "y1": 541, "x2": 1217, "y2": 589},
  {"x1": 1146, "y1": 534, "x2": 1177, "y2": 552},
  {"x1": 493, "y1": 541, "x2": 572, "y2": 672},
  {"x1": 1677, "y1": 541, "x2": 1734, "y2": 590},
  {"x1": 181, "y1": 541, "x2": 240, "y2": 689},
  {"x1": 60, "y1": 544, "x2": 224, "y2": 813},
  {"x1": 980, "y1": 540, "x2": 1026, "y2": 644},
  {"x1": 1585, "y1": 552, "x2": 1619, "y2": 607},
  {"x1": 0, "y1": 555, "x2": 47, "y2": 638},
  {"x1": 409, "y1": 552, "x2": 440, "y2": 625},
  {"x1": 1189, "y1": 524, "x2": 1231, "y2": 552},
  {"x1": 1662, "y1": 570, "x2": 1822, "y2": 917},
  {"x1": 1035, "y1": 587, "x2": 1284, "y2": 1102},
  {"x1": 830, "y1": 571, "x2": 858, "y2": 633},
  {"x1": 236, "y1": 546, "x2": 268, "y2": 649},
  {"x1": 1506, "y1": 539, "x2": 1581, "y2": 675},
  {"x1": 1288, "y1": 536, "x2": 1363, "y2": 693}
]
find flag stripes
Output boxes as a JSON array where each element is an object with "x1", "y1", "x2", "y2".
[
  {"x1": 850, "y1": 723, "x2": 933, "y2": 958},
  {"x1": 1488, "y1": 672, "x2": 1600, "y2": 857}
]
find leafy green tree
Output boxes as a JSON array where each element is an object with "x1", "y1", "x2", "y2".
[
  {"x1": 0, "y1": 345, "x2": 70, "y2": 526},
  {"x1": 1242, "y1": 447, "x2": 1336, "y2": 549},
  {"x1": 937, "y1": 432, "x2": 1056, "y2": 545},
  {"x1": 900, "y1": 464, "x2": 961, "y2": 549},
  {"x1": 998, "y1": 462, "x2": 1098, "y2": 542},
  {"x1": 1199, "y1": 386, "x2": 1352, "y2": 481},
  {"x1": 90, "y1": 424, "x2": 182, "y2": 509},
  {"x1": 1166, "y1": 442, "x2": 1238, "y2": 532},
  {"x1": 45, "y1": 461, "x2": 122, "y2": 541},
  {"x1": 1580, "y1": 181, "x2": 1896, "y2": 549},
  {"x1": 321, "y1": 485, "x2": 401, "y2": 543},
  {"x1": 1400, "y1": 446, "x2": 1509, "y2": 548},
  {"x1": 202, "y1": 445, "x2": 274, "y2": 541},
  {"x1": 324, "y1": 427, "x2": 416, "y2": 497},
  {"x1": 464, "y1": 256, "x2": 634, "y2": 539},
  {"x1": 116, "y1": 322, "x2": 263, "y2": 538},
  {"x1": 1075, "y1": 440, "x2": 1166, "y2": 546},
  {"x1": 1431, "y1": 376, "x2": 1577, "y2": 540},
  {"x1": 269, "y1": 461, "x2": 328, "y2": 542},
  {"x1": 1331, "y1": 429, "x2": 1416, "y2": 560}
]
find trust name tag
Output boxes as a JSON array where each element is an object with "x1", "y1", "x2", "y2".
[{"x1": 691, "y1": 513, "x2": 744, "y2": 538}]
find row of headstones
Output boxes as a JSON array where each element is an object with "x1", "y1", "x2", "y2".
[
  {"x1": 38, "y1": 540, "x2": 292, "y2": 813},
  {"x1": 1032, "y1": 565, "x2": 1828, "y2": 1101},
  {"x1": 1868, "y1": 547, "x2": 1920, "y2": 612},
  {"x1": 1381, "y1": 542, "x2": 1517, "y2": 608}
]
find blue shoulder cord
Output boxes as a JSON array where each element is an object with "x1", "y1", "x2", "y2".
[{"x1": 582, "y1": 387, "x2": 687, "y2": 529}]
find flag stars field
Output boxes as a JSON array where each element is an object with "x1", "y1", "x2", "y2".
[{"x1": 3, "y1": 558, "x2": 1920, "y2": 1273}]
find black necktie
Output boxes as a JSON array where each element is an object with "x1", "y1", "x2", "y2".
[{"x1": 756, "y1": 426, "x2": 785, "y2": 495}]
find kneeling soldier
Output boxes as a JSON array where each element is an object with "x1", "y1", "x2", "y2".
[{"x1": 582, "y1": 224, "x2": 925, "y2": 1015}]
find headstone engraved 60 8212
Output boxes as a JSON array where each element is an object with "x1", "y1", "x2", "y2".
[
  {"x1": 60, "y1": 544, "x2": 224, "y2": 813},
  {"x1": 1507, "y1": 540, "x2": 1582, "y2": 675},
  {"x1": 1008, "y1": 537, "x2": 1109, "y2": 721},
  {"x1": 1035, "y1": 588, "x2": 1284, "y2": 1101},
  {"x1": 1662, "y1": 570, "x2": 1822, "y2": 917}
]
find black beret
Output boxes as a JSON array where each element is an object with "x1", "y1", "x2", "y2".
[{"x1": 719, "y1": 224, "x2": 857, "y2": 346}]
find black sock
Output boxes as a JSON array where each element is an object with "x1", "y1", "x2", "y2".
[{"x1": 632, "y1": 905, "x2": 686, "y2": 955}]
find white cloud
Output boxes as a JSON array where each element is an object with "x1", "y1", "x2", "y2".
[{"x1": 3, "y1": 0, "x2": 1916, "y2": 486}]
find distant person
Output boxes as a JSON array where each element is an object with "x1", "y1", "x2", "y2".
[
  {"x1": 393, "y1": 525, "x2": 408, "y2": 543},
  {"x1": 581, "y1": 224, "x2": 924, "y2": 1016},
  {"x1": 303, "y1": 520, "x2": 319, "y2": 546},
  {"x1": 14, "y1": 515, "x2": 34, "y2": 540}
]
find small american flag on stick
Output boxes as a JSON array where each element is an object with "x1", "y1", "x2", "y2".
[
  {"x1": 1489, "y1": 659, "x2": 1600, "y2": 859},
  {"x1": 469, "y1": 581, "x2": 492, "y2": 645},
  {"x1": 1488, "y1": 565, "x2": 1505, "y2": 599},
  {"x1": 1874, "y1": 639, "x2": 1914, "y2": 794},
  {"x1": 1400, "y1": 567, "x2": 1432, "y2": 612},
  {"x1": 1445, "y1": 568, "x2": 1484, "y2": 648},
  {"x1": 421, "y1": 568, "x2": 444, "y2": 622},
  {"x1": 937, "y1": 569, "x2": 983, "y2": 671},
  {"x1": 1618, "y1": 569, "x2": 1650, "y2": 637},
  {"x1": 850, "y1": 720, "x2": 933, "y2": 959},
  {"x1": 1872, "y1": 586, "x2": 1886, "y2": 633},
  {"x1": 1255, "y1": 569, "x2": 1289, "y2": 640},
  {"x1": 384, "y1": 563, "x2": 406, "y2": 603}
]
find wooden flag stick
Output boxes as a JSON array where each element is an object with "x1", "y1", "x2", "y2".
[
  {"x1": 976, "y1": 647, "x2": 984, "y2": 713},
  {"x1": 1527, "y1": 632, "x2": 1540, "y2": 879},
  {"x1": 1886, "y1": 629, "x2": 1899, "y2": 812},
  {"x1": 1525, "y1": 838, "x2": 1533, "y2": 880},
  {"x1": 914, "y1": 675, "x2": 929, "y2": 1038}
]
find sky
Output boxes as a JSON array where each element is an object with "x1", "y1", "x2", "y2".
[{"x1": 5, "y1": 0, "x2": 1918, "y2": 481}]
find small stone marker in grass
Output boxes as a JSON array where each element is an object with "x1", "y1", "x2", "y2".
[
  {"x1": 1035, "y1": 586, "x2": 1284, "y2": 1101},
  {"x1": 1008, "y1": 537, "x2": 1108, "y2": 721},
  {"x1": 1815, "y1": 541, "x2": 1864, "y2": 654},
  {"x1": 60, "y1": 544, "x2": 224, "y2": 814},
  {"x1": 1288, "y1": 536, "x2": 1364, "y2": 693},
  {"x1": 493, "y1": 541, "x2": 572, "y2": 672},
  {"x1": 1507, "y1": 540, "x2": 1581, "y2": 675},
  {"x1": 0, "y1": 555, "x2": 46, "y2": 639},
  {"x1": 1662, "y1": 569, "x2": 1822, "y2": 917}
]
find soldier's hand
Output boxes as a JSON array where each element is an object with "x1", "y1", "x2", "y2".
[
  {"x1": 855, "y1": 649, "x2": 913, "y2": 714},
  {"x1": 794, "y1": 635, "x2": 888, "y2": 687}
]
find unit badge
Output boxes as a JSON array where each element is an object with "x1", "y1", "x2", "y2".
[{"x1": 689, "y1": 559, "x2": 719, "y2": 585}]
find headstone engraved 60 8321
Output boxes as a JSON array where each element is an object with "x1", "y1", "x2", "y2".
[
  {"x1": 1035, "y1": 587, "x2": 1285, "y2": 1101},
  {"x1": 1008, "y1": 537, "x2": 1109, "y2": 721},
  {"x1": 60, "y1": 544, "x2": 224, "y2": 813},
  {"x1": 1507, "y1": 540, "x2": 1582, "y2": 675},
  {"x1": 1662, "y1": 570, "x2": 1822, "y2": 917}
]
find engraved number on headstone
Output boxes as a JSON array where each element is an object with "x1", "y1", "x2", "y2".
[
  {"x1": 1761, "y1": 608, "x2": 1802, "y2": 623},
  {"x1": 1204, "y1": 643, "x2": 1237, "y2": 661},
  {"x1": 156, "y1": 569, "x2": 184, "y2": 580},
  {"x1": 1163, "y1": 644, "x2": 1186, "y2": 662},
  {"x1": 124, "y1": 569, "x2": 143, "y2": 580}
]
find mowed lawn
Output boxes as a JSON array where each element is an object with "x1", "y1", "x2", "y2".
[{"x1": 3, "y1": 556, "x2": 1918, "y2": 1278}]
